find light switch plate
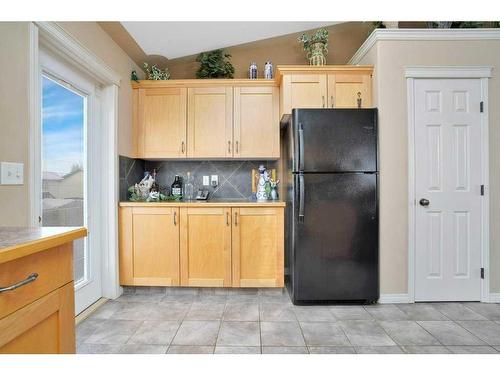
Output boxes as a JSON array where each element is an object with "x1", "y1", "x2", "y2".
[
  {"x1": 203, "y1": 176, "x2": 210, "y2": 186},
  {"x1": 0, "y1": 162, "x2": 24, "y2": 185}
]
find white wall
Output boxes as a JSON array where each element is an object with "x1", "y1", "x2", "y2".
[{"x1": 356, "y1": 34, "x2": 500, "y2": 294}]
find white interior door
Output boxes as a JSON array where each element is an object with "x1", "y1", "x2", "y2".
[
  {"x1": 40, "y1": 47, "x2": 102, "y2": 314},
  {"x1": 414, "y1": 78, "x2": 483, "y2": 301}
]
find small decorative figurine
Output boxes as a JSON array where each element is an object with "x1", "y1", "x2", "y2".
[
  {"x1": 269, "y1": 179, "x2": 280, "y2": 200},
  {"x1": 131, "y1": 70, "x2": 139, "y2": 82}
]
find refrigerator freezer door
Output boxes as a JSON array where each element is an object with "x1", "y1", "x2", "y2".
[
  {"x1": 292, "y1": 109, "x2": 377, "y2": 173},
  {"x1": 292, "y1": 172, "x2": 378, "y2": 303}
]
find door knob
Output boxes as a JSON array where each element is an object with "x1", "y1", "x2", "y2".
[{"x1": 419, "y1": 198, "x2": 430, "y2": 207}]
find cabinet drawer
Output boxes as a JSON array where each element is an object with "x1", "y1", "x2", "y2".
[
  {"x1": 0, "y1": 282, "x2": 75, "y2": 353},
  {"x1": 0, "y1": 244, "x2": 73, "y2": 319}
]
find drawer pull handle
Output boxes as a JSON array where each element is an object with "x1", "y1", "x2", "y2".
[
  {"x1": 181, "y1": 141, "x2": 185, "y2": 154},
  {"x1": 173, "y1": 211, "x2": 177, "y2": 226},
  {"x1": 0, "y1": 273, "x2": 38, "y2": 293}
]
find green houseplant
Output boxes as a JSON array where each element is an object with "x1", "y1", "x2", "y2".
[
  {"x1": 143, "y1": 62, "x2": 170, "y2": 80},
  {"x1": 196, "y1": 49, "x2": 235, "y2": 79},
  {"x1": 298, "y1": 28, "x2": 329, "y2": 66}
]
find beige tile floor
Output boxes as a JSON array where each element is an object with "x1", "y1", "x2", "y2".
[{"x1": 76, "y1": 287, "x2": 500, "y2": 354}]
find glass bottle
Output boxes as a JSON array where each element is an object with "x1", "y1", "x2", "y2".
[
  {"x1": 184, "y1": 171, "x2": 194, "y2": 201},
  {"x1": 171, "y1": 175, "x2": 183, "y2": 200}
]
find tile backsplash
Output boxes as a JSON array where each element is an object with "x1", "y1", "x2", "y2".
[
  {"x1": 119, "y1": 155, "x2": 277, "y2": 201},
  {"x1": 119, "y1": 156, "x2": 145, "y2": 201}
]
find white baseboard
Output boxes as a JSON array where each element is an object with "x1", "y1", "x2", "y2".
[
  {"x1": 489, "y1": 293, "x2": 500, "y2": 303},
  {"x1": 378, "y1": 294, "x2": 412, "y2": 304}
]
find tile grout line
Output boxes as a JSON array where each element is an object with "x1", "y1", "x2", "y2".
[
  {"x1": 453, "y1": 319, "x2": 491, "y2": 346},
  {"x1": 165, "y1": 316, "x2": 186, "y2": 354},
  {"x1": 369, "y1": 314, "x2": 406, "y2": 353},
  {"x1": 212, "y1": 299, "x2": 227, "y2": 354}
]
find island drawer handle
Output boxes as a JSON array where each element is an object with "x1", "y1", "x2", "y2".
[{"x1": 0, "y1": 273, "x2": 39, "y2": 293}]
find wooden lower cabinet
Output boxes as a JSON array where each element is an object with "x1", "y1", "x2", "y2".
[
  {"x1": 119, "y1": 204, "x2": 284, "y2": 288},
  {"x1": 180, "y1": 207, "x2": 232, "y2": 287},
  {"x1": 119, "y1": 206, "x2": 180, "y2": 286},
  {"x1": 0, "y1": 282, "x2": 75, "y2": 354},
  {"x1": 232, "y1": 207, "x2": 284, "y2": 287}
]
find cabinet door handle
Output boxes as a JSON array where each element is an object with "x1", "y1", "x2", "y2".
[
  {"x1": 357, "y1": 92, "x2": 362, "y2": 108},
  {"x1": 228, "y1": 141, "x2": 231, "y2": 153},
  {"x1": 181, "y1": 141, "x2": 185, "y2": 153},
  {"x1": 234, "y1": 212, "x2": 238, "y2": 226},
  {"x1": 322, "y1": 95, "x2": 325, "y2": 108},
  {"x1": 226, "y1": 211, "x2": 230, "y2": 226},
  {"x1": 236, "y1": 141, "x2": 239, "y2": 154},
  {"x1": 330, "y1": 95, "x2": 334, "y2": 108},
  {"x1": 0, "y1": 273, "x2": 38, "y2": 293},
  {"x1": 173, "y1": 211, "x2": 177, "y2": 226}
]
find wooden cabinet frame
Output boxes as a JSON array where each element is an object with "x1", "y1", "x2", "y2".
[
  {"x1": 132, "y1": 79, "x2": 279, "y2": 159},
  {"x1": 119, "y1": 204, "x2": 285, "y2": 288},
  {"x1": 231, "y1": 207, "x2": 284, "y2": 287},
  {"x1": 187, "y1": 87, "x2": 233, "y2": 158},
  {"x1": 137, "y1": 87, "x2": 187, "y2": 158},
  {"x1": 0, "y1": 282, "x2": 75, "y2": 354},
  {"x1": 119, "y1": 206, "x2": 180, "y2": 286},
  {"x1": 179, "y1": 207, "x2": 232, "y2": 287},
  {"x1": 233, "y1": 86, "x2": 280, "y2": 158},
  {"x1": 276, "y1": 65, "x2": 374, "y2": 115}
]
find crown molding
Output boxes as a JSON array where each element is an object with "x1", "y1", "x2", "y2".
[
  {"x1": 349, "y1": 28, "x2": 500, "y2": 65},
  {"x1": 35, "y1": 21, "x2": 121, "y2": 86}
]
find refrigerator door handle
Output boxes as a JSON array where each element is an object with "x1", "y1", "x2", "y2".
[
  {"x1": 298, "y1": 174, "x2": 305, "y2": 222},
  {"x1": 298, "y1": 123, "x2": 304, "y2": 171}
]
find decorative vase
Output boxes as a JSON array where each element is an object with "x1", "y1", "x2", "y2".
[
  {"x1": 309, "y1": 42, "x2": 327, "y2": 66},
  {"x1": 256, "y1": 165, "x2": 269, "y2": 201}
]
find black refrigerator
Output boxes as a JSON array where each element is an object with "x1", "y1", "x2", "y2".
[{"x1": 283, "y1": 108, "x2": 379, "y2": 305}]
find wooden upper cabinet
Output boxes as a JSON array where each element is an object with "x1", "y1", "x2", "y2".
[
  {"x1": 233, "y1": 86, "x2": 280, "y2": 158},
  {"x1": 187, "y1": 87, "x2": 233, "y2": 158},
  {"x1": 180, "y1": 207, "x2": 232, "y2": 287},
  {"x1": 277, "y1": 65, "x2": 373, "y2": 115},
  {"x1": 232, "y1": 207, "x2": 284, "y2": 287},
  {"x1": 281, "y1": 74, "x2": 327, "y2": 114},
  {"x1": 327, "y1": 73, "x2": 372, "y2": 108},
  {"x1": 119, "y1": 207, "x2": 180, "y2": 286},
  {"x1": 137, "y1": 88, "x2": 187, "y2": 158}
]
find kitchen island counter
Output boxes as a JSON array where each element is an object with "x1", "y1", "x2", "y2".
[{"x1": 0, "y1": 226, "x2": 87, "y2": 264}]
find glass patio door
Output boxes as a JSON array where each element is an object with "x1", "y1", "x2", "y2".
[{"x1": 40, "y1": 47, "x2": 102, "y2": 314}]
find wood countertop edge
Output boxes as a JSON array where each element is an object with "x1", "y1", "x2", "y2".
[
  {"x1": 0, "y1": 227, "x2": 88, "y2": 264},
  {"x1": 119, "y1": 201, "x2": 286, "y2": 208}
]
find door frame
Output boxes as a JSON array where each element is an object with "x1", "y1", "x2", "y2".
[
  {"x1": 406, "y1": 66, "x2": 492, "y2": 303},
  {"x1": 28, "y1": 22, "x2": 123, "y2": 304}
]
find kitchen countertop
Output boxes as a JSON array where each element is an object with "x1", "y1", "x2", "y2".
[
  {"x1": 119, "y1": 199, "x2": 286, "y2": 207},
  {"x1": 0, "y1": 227, "x2": 87, "y2": 264}
]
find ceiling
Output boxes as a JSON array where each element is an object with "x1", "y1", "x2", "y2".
[{"x1": 121, "y1": 22, "x2": 339, "y2": 59}]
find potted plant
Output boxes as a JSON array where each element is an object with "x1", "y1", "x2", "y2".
[
  {"x1": 143, "y1": 62, "x2": 170, "y2": 80},
  {"x1": 298, "y1": 28, "x2": 329, "y2": 66},
  {"x1": 196, "y1": 49, "x2": 235, "y2": 79}
]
